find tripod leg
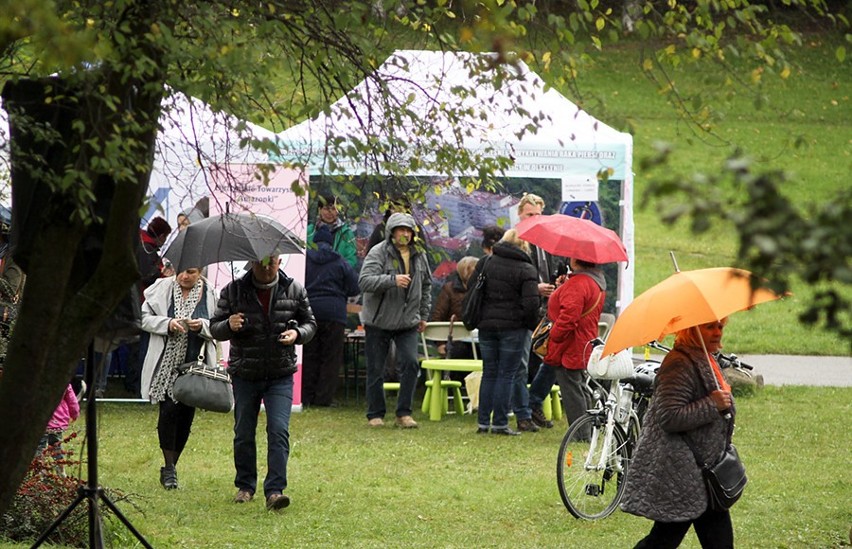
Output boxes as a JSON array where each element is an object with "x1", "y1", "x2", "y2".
[
  {"x1": 89, "y1": 489, "x2": 105, "y2": 548},
  {"x1": 30, "y1": 489, "x2": 86, "y2": 548},
  {"x1": 33, "y1": 341, "x2": 153, "y2": 548},
  {"x1": 98, "y1": 492, "x2": 154, "y2": 549}
]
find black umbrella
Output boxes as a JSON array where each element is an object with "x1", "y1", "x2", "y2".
[{"x1": 163, "y1": 213, "x2": 303, "y2": 273}]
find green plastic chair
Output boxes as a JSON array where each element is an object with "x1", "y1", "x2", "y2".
[{"x1": 419, "y1": 321, "x2": 481, "y2": 419}]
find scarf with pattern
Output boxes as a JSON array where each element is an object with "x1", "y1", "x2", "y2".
[{"x1": 148, "y1": 279, "x2": 203, "y2": 403}]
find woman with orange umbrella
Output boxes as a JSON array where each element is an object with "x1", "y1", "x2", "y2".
[
  {"x1": 613, "y1": 265, "x2": 782, "y2": 548},
  {"x1": 620, "y1": 319, "x2": 736, "y2": 548}
]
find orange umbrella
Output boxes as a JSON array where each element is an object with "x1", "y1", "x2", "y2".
[{"x1": 601, "y1": 267, "x2": 784, "y2": 357}]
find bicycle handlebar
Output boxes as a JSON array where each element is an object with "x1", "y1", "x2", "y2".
[{"x1": 642, "y1": 340, "x2": 753, "y2": 370}]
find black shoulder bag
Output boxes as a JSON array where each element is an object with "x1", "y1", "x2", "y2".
[
  {"x1": 682, "y1": 424, "x2": 747, "y2": 511},
  {"x1": 461, "y1": 256, "x2": 490, "y2": 331}
]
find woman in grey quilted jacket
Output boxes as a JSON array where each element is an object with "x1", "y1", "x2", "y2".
[{"x1": 621, "y1": 319, "x2": 737, "y2": 548}]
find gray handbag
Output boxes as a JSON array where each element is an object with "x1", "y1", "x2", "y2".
[{"x1": 172, "y1": 347, "x2": 234, "y2": 413}]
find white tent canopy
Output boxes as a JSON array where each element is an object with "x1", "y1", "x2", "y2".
[
  {"x1": 277, "y1": 49, "x2": 635, "y2": 311},
  {"x1": 0, "y1": 89, "x2": 276, "y2": 228},
  {"x1": 278, "y1": 50, "x2": 631, "y2": 180},
  {"x1": 147, "y1": 91, "x2": 277, "y2": 227}
]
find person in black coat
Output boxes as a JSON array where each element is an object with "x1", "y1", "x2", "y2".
[
  {"x1": 302, "y1": 226, "x2": 360, "y2": 407},
  {"x1": 475, "y1": 229, "x2": 540, "y2": 436},
  {"x1": 210, "y1": 256, "x2": 317, "y2": 511}
]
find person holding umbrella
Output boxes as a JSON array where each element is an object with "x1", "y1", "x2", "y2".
[
  {"x1": 537, "y1": 257, "x2": 606, "y2": 437},
  {"x1": 210, "y1": 255, "x2": 317, "y2": 511},
  {"x1": 514, "y1": 210, "x2": 628, "y2": 429},
  {"x1": 602, "y1": 264, "x2": 782, "y2": 547},
  {"x1": 621, "y1": 319, "x2": 736, "y2": 548}
]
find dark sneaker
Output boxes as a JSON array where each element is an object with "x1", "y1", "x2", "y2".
[
  {"x1": 160, "y1": 465, "x2": 178, "y2": 490},
  {"x1": 491, "y1": 427, "x2": 521, "y2": 436},
  {"x1": 266, "y1": 493, "x2": 291, "y2": 511},
  {"x1": 234, "y1": 489, "x2": 254, "y2": 503},
  {"x1": 517, "y1": 418, "x2": 540, "y2": 432},
  {"x1": 531, "y1": 407, "x2": 554, "y2": 429},
  {"x1": 476, "y1": 427, "x2": 490, "y2": 434}
]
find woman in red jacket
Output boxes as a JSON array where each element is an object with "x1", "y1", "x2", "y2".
[{"x1": 542, "y1": 258, "x2": 606, "y2": 438}]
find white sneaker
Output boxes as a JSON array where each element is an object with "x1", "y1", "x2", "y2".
[{"x1": 75, "y1": 381, "x2": 87, "y2": 402}]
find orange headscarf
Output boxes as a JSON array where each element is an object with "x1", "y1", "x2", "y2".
[{"x1": 708, "y1": 354, "x2": 731, "y2": 393}]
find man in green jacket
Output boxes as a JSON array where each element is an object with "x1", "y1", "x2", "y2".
[{"x1": 306, "y1": 194, "x2": 358, "y2": 268}]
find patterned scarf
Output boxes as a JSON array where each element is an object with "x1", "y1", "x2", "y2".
[{"x1": 148, "y1": 279, "x2": 203, "y2": 403}]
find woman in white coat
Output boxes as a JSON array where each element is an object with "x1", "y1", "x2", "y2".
[{"x1": 141, "y1": 267, "x2": 218, "y2": 490}]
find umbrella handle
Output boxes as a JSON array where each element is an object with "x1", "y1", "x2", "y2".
[{"x1": 697, "y1": 328, "x2": 732, "y2": 420}]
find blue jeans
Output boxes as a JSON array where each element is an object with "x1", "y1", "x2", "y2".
[
  {"x1": 478, "y1": 329, "x2": 526, "y2": 429},
  {"x1": 93, "y1": 351, "x2": 112, "y2": 394},
  {"x1": 529, "y1": 362, "x2": 558, "y2": 410},
  {"x1": 364, "y1": 326, "x2": 420, "y2": 419},
  {"x1": 232, "y1": 375, "x2": 293, "y2": 497},
  {"x1": 510, "y1": 330, "x2": 533, "y2": 420}
]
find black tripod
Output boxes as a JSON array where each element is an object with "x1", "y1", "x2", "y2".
[{"x1": 32, "y1": 343, "x2": 152, "y2": 548}]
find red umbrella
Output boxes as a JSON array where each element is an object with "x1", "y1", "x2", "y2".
[{"x1": 515, "y1": 214, "x2": 628, "y2": 264}]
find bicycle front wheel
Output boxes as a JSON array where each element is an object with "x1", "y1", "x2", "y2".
[{"x1": 556, "y1": 413, "x2": 630, "y2": 520}]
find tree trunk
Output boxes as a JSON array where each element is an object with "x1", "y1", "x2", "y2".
[{"x1": 0, "y1": 1, "x2": 166, "y2": 514}]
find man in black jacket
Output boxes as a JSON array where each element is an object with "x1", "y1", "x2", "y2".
[{"x1": 211, "y1": 255, "x2": 317, "y2": 511}]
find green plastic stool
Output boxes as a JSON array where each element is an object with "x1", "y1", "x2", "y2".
[
  {"x1": 421, "y1": 379, "x2": 465, "y2": 416},
  {"x1": 544, "y1": 385, "x2": 562, "y2": 421}
]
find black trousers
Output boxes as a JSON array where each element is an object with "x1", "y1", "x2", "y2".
[
  {"x1": 302, "y1": 321, "x2": 345, "y2": 406},
  {"x1": 635, "y1": 507, "x2": 734, "y2": 549},
  {"x1": 157, "y1": 398, "x2": 196, "y2": 454}
]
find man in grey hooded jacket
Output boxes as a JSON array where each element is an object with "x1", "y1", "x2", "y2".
[{"x1": 359, "y1": 212, "x2": 432, "y2": 428}]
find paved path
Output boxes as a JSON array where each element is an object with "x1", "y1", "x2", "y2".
[
  {"x1": 640, "y1": 354, "x2": 852, "y2": 387},
  {"x1": 738, "y1": 354, "x2": 851, "y2": 387}
]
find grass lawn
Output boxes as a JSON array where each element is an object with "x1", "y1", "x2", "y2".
[
  {"x1": 4, "y1": 388, "x2": 849, "y2": 548},
  {"x1": 2, "y1": 28, "x2": 849, "y2": 549},
  {"x1": 551, "y1": 34, "x2": 850, "y2": 356}
]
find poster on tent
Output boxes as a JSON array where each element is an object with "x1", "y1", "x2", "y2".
[
  {"x1": 209, "y1": 165, "x2": 309, "y2": 406},
  {"x1": 308, "y1": 173, "x2": 628, "y2": 316}
]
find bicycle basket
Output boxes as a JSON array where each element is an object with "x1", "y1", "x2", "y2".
[{"x1": 587, "y1": 345, "x2": 634, "y2": 380}]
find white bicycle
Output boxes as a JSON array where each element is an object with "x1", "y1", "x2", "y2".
[{"x1": 556, "y1": 340, "x2": 755, "y2": 520}]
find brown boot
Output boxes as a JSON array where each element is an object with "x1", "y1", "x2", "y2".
[
  {"x1": 234, "y1": 489, "x2": 254, "y2": 503},
  {"x1": 531, "y1": 407, "x2": 554, "y2": 429},
  {"x1": 517, "y1": 418, "x2": 540, "y2": 432},
  {"x1": 266, "y1": 493, "x2": 290, "y2": 511},
  {"x1": 394, "y1": 415, "x2": 419, "y2": 429}
]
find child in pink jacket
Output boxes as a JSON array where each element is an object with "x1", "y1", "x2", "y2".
[{"x1": 37, "y1": 383, "x2": 81, "y2": 461}]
